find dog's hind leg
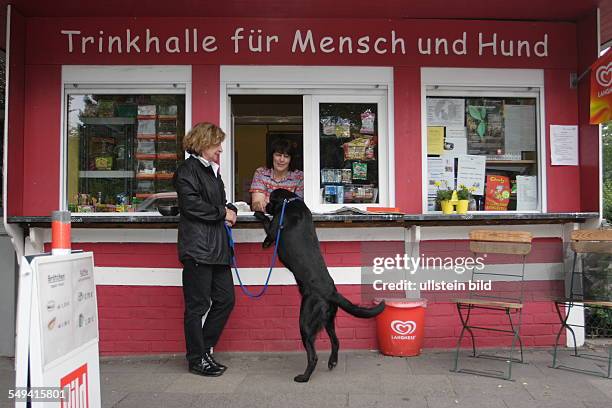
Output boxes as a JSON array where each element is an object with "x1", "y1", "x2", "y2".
[
  {"x1": 325, "y1": 306, "x2": 339, "y2": 370},
  {"x1": 294, "y1": 298, "x2": 323, "y2": 383}
]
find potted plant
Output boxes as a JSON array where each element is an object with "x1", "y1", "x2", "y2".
[
  {"x1": 435, "y1": 182, "x2": 454, "y2": 214},
  {"x1": 456, "y1": 184, "x2": 475, "y2": 214}
]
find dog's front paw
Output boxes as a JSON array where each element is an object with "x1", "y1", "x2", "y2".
[
  {"x1": 262, "y1": 237, "x2": 274, "y2": 249},
  {"x1": 293, "y1": 374, "x2": 310, "y2": 383},
  {"x1": 253, "y1": 211, "x2": 268, "y2": 222}
]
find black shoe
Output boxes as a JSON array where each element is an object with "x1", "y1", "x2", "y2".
[
  {"x1": 188, "y1": 357, "x2": 223, "y2": 377},
  {"x1": 205, "y1": 348, "x2": 227, "y2": 372}
]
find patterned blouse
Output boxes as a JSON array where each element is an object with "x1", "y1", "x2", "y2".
[{"x1": 249, "y1": 167, "x2": 304, "y2": 199}]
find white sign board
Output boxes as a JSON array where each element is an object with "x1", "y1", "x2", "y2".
[
  {"x1": 550, "y1": 125, "x2": 579, "y2": 166},
  {"x1": 15, "y1": 252, "x2": 101, "y2": 408}
]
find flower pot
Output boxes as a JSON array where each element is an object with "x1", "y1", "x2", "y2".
[
  {"x1": 440, "y1": 200, "x2": 454, "y2": 214},
  {"x1": 456, "y1": 200, "x2": 469, "y2": 214}
]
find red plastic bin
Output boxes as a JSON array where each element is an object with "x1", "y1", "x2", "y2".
[{"x1": 375, "y1": 299, "x2": 428, "y2": 356}]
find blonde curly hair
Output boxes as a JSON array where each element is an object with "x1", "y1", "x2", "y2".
[{"x1": 183, "y1": 122, "x2": 226, "y2": 155}]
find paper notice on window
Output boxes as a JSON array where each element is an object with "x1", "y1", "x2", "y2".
[
  {"x1": 443, "y1": 137, "x2": 467, "y2": 156},
  {"x1": 504, "y1": 105, "x2": 536, "y2": 153},
  {"x1": 516, "y1": 175, "x2": 538, "y2": 211},
  {"x1": 457, "y1": 155, "x2": 486, "y2": 196},
  {"x1": 550, "y1": 125, "x2": 578, "y2": 166},
  {"x1": 427, "y1": 156, "x2": 455, "y2": 195},
  {"x1": 427, "y1": 126, "x2": 445, "y2": 155},
  {"x1": 445, "y1": 126, "x2": 467, "y2": 139},
  {"x1": 427, "y1": 98, "x2": 465, "y2": 127}
]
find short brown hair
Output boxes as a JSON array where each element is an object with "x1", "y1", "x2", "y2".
[{"x1": 183, "y1": 122, "x2": 226, "y2": 155}]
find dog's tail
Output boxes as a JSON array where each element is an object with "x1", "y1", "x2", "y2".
[{"x1": 331, "y1": 293, "x2": 385, "y2": 318}]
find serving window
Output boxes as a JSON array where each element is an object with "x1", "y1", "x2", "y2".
[
  {"x1": 422, "y1": 67, "x2": 545, "y2": 214},
  {"x1": 65, "y1": 92, "x2": 186, "y2": 213}
]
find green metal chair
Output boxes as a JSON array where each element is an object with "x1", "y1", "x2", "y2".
[
  {"x1": 552, "y1": 229, "x2": 612, "y2": 379},
  {"x1": 451, "y1": 230, "x2": 533, "y2": 381}
]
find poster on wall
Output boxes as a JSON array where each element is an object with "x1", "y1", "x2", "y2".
[
  {"x1": 516, "y1": 175, "x2": 538, "y2": 211},
  {"x1": 427, "y1": 156, "x2": 455, "y2": 196},
  {"x1": 427, "y1": 126, "x2": 445, "y2": 155},
  {"x1": 504, "y1": 104, "x2": 536, "y2": 153},
  {"x1": 550, "y1": 125, "x2": 578, "y2": 165},
  {"x1": 466, "y1": 99, "x2": 504, "y2": 155},
  {"x1": 426, "y1": 98, "x2": 465, "y2": 127},
  {"x1": 456, "y1": 155, "x2": 486, "y2": 196}
]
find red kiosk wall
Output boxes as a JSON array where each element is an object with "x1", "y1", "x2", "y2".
[
  {"x1": 394, "y1": 66, "x2": 422, "y2": 214},
  {"x1": 577, "y1": 11, "x2": 600, "y2": 213},
  {"x1": 6, "y1": 7, "x2": 25, "y2": 216},
  {"x1": 22, "y1": 65, "x2": 61, "y2": 216},
  {"x1": 544, "y1": 69, "x2": 580, "y2": 212}
]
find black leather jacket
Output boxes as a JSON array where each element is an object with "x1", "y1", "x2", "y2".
[{"x1": 173, "y1": 156, "x2": 235, "y2": 265}]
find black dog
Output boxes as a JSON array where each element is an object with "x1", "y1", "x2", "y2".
[{"x1": 254, "y1": 189, "x2": 385, "y2": 382}]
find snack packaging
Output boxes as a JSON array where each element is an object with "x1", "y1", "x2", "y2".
[{"x1": 360, "y1": 109, "x2": 376, "y2": 134}]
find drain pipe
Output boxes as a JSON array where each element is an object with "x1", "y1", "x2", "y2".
[{"x1": 3, "y1": 5, "x2": 25, "y2": 264}]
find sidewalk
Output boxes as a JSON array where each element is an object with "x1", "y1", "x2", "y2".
[{"x1": 2, "y1": 347, "x2": 612, "y2": 408}]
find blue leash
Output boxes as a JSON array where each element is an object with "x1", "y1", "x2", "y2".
[{"x1": 225, "y1": 199, "x2": 291, "y2": 298}]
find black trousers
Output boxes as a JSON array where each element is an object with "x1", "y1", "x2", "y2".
[{"x1": 182, "y1": 260, "x2": 235, "y2": 364}]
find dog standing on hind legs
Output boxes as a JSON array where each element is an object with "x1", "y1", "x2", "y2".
[{"x1": 254, "y1": 188, "x2": 385, "y2": 382}]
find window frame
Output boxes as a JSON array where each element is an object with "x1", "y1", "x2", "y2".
[
  {"x1": 60, "y1": 66, "x2": 192, "y2": 214},
  {"x1": 219, "y1": 66, "x2": 395, "y2": 213},
  {"x1": 420, "y1": 67, "x2": 547, "y2": 214}
]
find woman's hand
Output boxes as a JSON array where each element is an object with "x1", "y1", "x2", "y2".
[
  {"x1": 225, "y1": 208, "x2": 237, "y2": 226},
  {"x1": 251, "y1": 192, "x2": 268, "y2": 213}
]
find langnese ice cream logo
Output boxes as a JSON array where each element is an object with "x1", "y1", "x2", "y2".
[
  {"x1": 596, "y1": 62, "x2": 612, "y2": 88},
  {"x1": 390, "y1": 320, "x2": 417, "y2": 336}
]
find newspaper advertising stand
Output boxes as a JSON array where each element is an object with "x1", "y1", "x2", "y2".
[{"x1": 14, "y1": 252, "x2": 101, "y2": 408}]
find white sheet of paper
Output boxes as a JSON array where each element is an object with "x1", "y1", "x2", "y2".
[
  {"x1": 427, "y1": 98, "x2": 465, "y2": 127},
  {"x1": 444, "y1": 137, "x2": 468, "y2": 156},
  {"x1": 504, "y1": 105, "x2": 536, "y2": 153},
  {"x1": 457, "y1": 155, "x2": 486, "y2": 196},
  {"x1": 445, "y1": 126, "x2": 467, "y2": 139},
  {"x1": 427, "y1": 157, "x2": 455, "y2": 196},
  {"x1": 516, "y1": 175, "x2": 538, "y2": 211},
  {"x1": 550, "y1": 125, "x2": 578, "y2": 166}
]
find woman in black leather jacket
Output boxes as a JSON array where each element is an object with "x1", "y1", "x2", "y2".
[{"x1": 173, "y1": 122, "x2": 237, "y2": 377}]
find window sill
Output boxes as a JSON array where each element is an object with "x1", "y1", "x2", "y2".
[{"x1": 7, "y1": 212, "x2": 598, "y2": 228}]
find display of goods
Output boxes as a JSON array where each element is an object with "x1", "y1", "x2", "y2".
[
  {"x1": 335, "y1": 118, "x2": 351, "y2": 138},
  {"x1": 136, "y1": 139, "x2": 156, "y2": 159},
  {"x1": 89, "y1": 137, "x2": 116, "y2": 155},
  {"x1": 343, "y1": 137, "x2": 371, "y2": 160},
  {"x1": 341, "y1": 169, "x2": 352, "y2": 184},
  {"x1": 352, "y1": 162, "x2": 367, "y2": 180},
  {"x1": 116, "y1": 103, "x2": 137, "y2": 117},
  {"x1": 321, "y1": 169, "x2": 342, "y2": 184},
  {"x1": 343, "y1": 185, "x2": 376, "y2": 203},
  {"x1": 137, "y1": 119, "x2": 156, "y2": 138},
  {"x1": 138, "y1": 105, "x2": 157, "y2": 118},
  {"x1": 94, "y1": 156, "x2": 113, "y2": 170},
  {"x1": 97, "y1": 100, "x2": 116, "y2": 117},
  {"x1": 484, "y1": 175, "x2": 510, "y2": 211},
  {"x1": 360, "y1": 109, "x2": 376, "y2": 134},
  {"x1": 158, "y1": 105, "x2": 178, "y2": 118},
  {"x1": 321, "y1": 117, "x2": 336, "y2": 135}
]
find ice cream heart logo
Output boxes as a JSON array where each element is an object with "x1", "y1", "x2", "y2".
[
  {"x1": 596, "y1": 62, "x2": 612, "y2": 88},
  {"x1": 390, "y1": 320, "x2": 417, "y2": 335}
]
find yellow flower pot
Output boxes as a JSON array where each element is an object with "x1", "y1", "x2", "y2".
[
  {"x1": 440, "y1": 200, "x2": 454, "y2": 214},
  {"x1": 456, "y1": 200, "x2": 469, "y2": 214}
]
